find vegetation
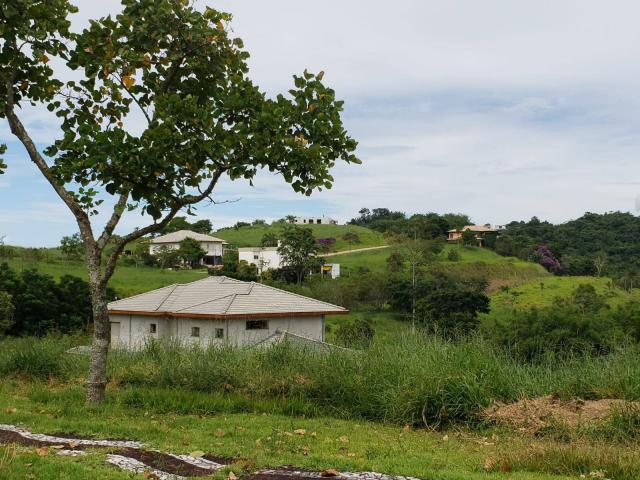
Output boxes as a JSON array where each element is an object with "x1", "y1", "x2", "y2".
[
  {"x1": 277, "y1": 225, "x2": 321, "y2": 284},
  {"x1": 0, "y1": 291, "x2": 13, "y2": 337},
  {"x1": 215, "y1": 223, "x2": 385, "y2": 251},
  {"x1": 0, "y1": 0, "x2": 358, "y2": 402}
]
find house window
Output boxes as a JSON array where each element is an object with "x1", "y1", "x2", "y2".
[
  {"x1": 317, "y1": 219, "x2": 321, "y2": 224},
  {"x1": 215, "y1": 328, "x2": 224, "y2": 339},
  {"x1": 254, "y1": 254, "x2": 259, "y2": 260},
  {"x1": 246, "y1": 320, "x2": 268, "y2": 330},
  {"x1": 191, "y1": 326, "x2": 200, "y2": 337},
  {"x1": 149, "y1": 323, "x2": 157, "y2": 334}
]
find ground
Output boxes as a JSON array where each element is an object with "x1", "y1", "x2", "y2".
[{"x1": 0, "y1": 379, "x2": 632, "y2": 480}]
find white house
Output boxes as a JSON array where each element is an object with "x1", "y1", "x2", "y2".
[
  {"x1": 238, "y1": 246, "x2": 282, "y2": 274},
  {"x1": 107, "y1": 276, "x2": 347, "y2": 349},
  {"x1": 292, "y1": 216, "x2": 338, "y2": 225},
  {"x1": 149, "y1": 230, "x2": 227, "y2": 267}
]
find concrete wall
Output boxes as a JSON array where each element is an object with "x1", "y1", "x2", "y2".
[
  {"x1": 238, "y1": 248, "x2": 282, "y2": 273},
  {"x1": 149, "y1": 241, "x2": 224, "y2": 256},
  {"x1": 293, "y1": 217, "x2": 337, "y2": 225},
  {"x1": 109, "y1": 313, "x2": 324, "y2": 349}
]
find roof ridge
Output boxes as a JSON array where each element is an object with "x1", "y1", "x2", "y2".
[
  {"x1": 108, "y1": 283, "x2": 178, "y2": 306},
  {"x1": 155, "y1": 284, "x2": 181, "y2": 311},
  {"x1": 222, "y1": 293, "x2": 238, "y2": 314},
  {"x1": 251, "y1": 282, "x2": 346, "y2": 311},
  {"x1": 173, "y1": 292, "x2": 238, "y2": 313}
]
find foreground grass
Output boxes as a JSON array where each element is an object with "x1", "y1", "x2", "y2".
[{"x1": 2, "y1": 380, "x2": 636, "y2": 480}]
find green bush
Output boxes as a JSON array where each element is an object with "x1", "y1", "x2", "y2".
[
  {"x1": 334, "y1": 318, "x2": 375, "y2": 348},
  {"x1": 0, "y1": 336, "x2": 80, "y2": 379}
]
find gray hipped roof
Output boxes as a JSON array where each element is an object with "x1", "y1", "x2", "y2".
[
  {"x1": 149, "y1": 230, "x2": 228, "y2": 244},
  {"x1": 108, "y1": 277, "x2": 347, "y2": 318}
]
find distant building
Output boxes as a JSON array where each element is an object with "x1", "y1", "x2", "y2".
[
  {"x1": 447, "y1": 225, "x2": 500, "y2": 247},
  {"x1": 291, "y1": 216, "x2": 338, "y2": 225},
  {"x1": 321, "y1": 263, "x2": 341, "y2": 279},
  {"x1": 149, "y1": 230, "x2": 227, "y2": 267},
  {"x1": 238, "y1": 246, "x2": 283, "y2": 274}
]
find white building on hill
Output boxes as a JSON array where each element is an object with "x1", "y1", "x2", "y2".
[
  {"x1": 238, "y1": 246, "x2": 282, "y2": 274},
  {"x1": 107, "y1": 276, "x2": 347, "y2": 349},
  {"x1": 292, "y1": 216, "x2": 338, "y2": 225},
  {"x1": 149, "y1": 230, "x2": 227, "y2": 267}
]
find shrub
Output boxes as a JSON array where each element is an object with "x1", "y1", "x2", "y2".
[
  {"x1": 334, "y1": 318, "x2": 375, "y2": 348},
  {"x1": 447, "y1": 249, "x2": 460, "y2": 262},
  {"x1": 0, "y1": 291, "x2": 13, "y2": 337}
]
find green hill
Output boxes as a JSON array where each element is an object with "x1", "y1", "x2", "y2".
[{"x1": 214, "y1": 223, "x2": 386, "y2": 251}]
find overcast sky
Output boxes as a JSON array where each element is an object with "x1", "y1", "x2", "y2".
[{"x1": 2, "y1": 1, "x2": 640, "y2": 246}]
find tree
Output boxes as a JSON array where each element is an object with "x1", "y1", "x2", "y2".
[
  {"x1": 60, "y1": 233, "x2": 83, "y2": 261},
  {"x1": 391, "y1": 236, "x2": 439, "y2": 332},
  {"x1": 177, "y1": 237, "x2": 206, "y2": 268},
  {"x1": 191, "y1": 219, "x2": 213, "y2": 234},
  {"x1": 154, "y1": 245, "x2": 180, "y2": 270},
  {"x1": 0, "y1": 0, "x2": 358, "y2": 402},
  {"x1": 461, "y1": 229, "x2": 477, "y2": 246},
  {"x1": 342, "y1": 231, "x2": 361, "y2": 249},
  {"x1": 334, "y1": 318, "x2": 375, "y2": 349},
  {"x1": 160, "y1": 216, "x2": 192, "y2": 234},
  {"x1": 261, "y1": 232, "x2": 279, "y2": 247},
  {"x1": 317, "y1": 237, "x2": 336, "y2": 253},
  {"x1": 0, "y1": 291, "x2": 14, "y2": 337},
  {"x1": 278, "y1": 225, "x2": 320, "y2": 284},
  {"x1": 593, "y1": 251, "x2": 607, "y2": 277}
]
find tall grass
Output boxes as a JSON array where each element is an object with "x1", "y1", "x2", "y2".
[{"x1": 3, "y1": 334, "x2": 640, "y2": 427}]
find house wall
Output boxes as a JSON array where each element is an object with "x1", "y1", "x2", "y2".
[
  {"x1": 293, "y1": 217, "x2": 337, "y2": 225},
  {"x1": 109, "y1": 313, "x2": 324, "y2": 349},
  {"x1": 149, "y1": 241, "x2": 224, "y2": 256},
  {"x1": 238, "y1": 248, "x2": 283, "y2": 273}
]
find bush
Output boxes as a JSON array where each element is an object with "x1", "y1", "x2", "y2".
[
  {"x1": 447, "y1": 248, "x2": 460, "y2": 262},
  {"x1": 0, "y1": 291, "x2": 13, "y2": 337},
  {"x1": 0, "y1": 336, "x2": 78, "y2": 379},
  {"x1": 334, "y1": 318, "x2": 375, "y2": 348}
]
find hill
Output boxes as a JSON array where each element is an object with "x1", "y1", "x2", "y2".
[{"x1": 214, "y1": 223, "x2": 386, "y2": 251}]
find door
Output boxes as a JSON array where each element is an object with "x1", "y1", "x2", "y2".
[{"x1": 110, "y1": 322, "x2": 121, "y2": 346}]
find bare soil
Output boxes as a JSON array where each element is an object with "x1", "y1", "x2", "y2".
[{"x1": 484, "y1": 395, "x2": 640, "y2": 433}]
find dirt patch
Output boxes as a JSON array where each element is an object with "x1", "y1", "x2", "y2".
[
  {"x1": 114, "y1": 447, "x2": 215, "y2": 477},
  {"x1": 0, "y1": 430, "x2": 85, "y2": 450},
  {"x1": 484, "y1": 395, "x2": 640, "y2": 433}
]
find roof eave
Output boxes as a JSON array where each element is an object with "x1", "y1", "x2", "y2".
[{"x1": 107, "y1": 309, "x2": 349, "y2": 319}]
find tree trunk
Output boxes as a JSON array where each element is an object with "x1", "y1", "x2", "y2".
[{"x1": 85, "y1": 256, "x2": 110, "y2": 404}]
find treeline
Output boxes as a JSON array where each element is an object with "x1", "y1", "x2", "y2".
[
  {"x1": 348, "y1": 208, "x2": 471, "y2": 238},
  {"x1": 495, "y1": 212, "x2": 640, "y2": 278},
  {"x1": 0, "y1": 263, "x2": 114, "y2": 337}
]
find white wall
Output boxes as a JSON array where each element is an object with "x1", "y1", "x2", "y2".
[
  {"x1": 109, "y1": 314, "x2": 324, "y2": 349},
  {"x1": 293, "y1": 217, "x2": 337, "y2": 225},
  {"x1": 238, "y1": 248, "x2": 282, "y2": 273},
  {"x1": 149, "y1": 241, "x2": 224, "y2": 256}
]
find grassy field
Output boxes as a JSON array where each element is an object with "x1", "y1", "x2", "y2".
[
  {"x1": 1, "y1": 381, "x2": 615, "y2": 480},
  {"x1": 3, "y1": 335, "x2": 640, "y2": 479},
  {"x1": 2, "y1": 257, "x2": 207, "y2": 297},
  {"x1": 214, "y1": 224, "x2": 386, "y2": 251},
  {"x1": 482, "y1": 275, "x2": 640, "y2": 325}
]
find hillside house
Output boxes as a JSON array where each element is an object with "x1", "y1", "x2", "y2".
[
  {"x1": 238, "y1": 246, "x2": 282, "y2": 274},
  {"x1": 107, "y1": 276, "x2": 347, "y2": 349},
  {"x1": 149, "y1": 230, "x2": 227, "y2": 267},
  {"x1": 447, "y1": 225, "x2": 500, "y2": 246},
  {"x1": 292, "y1": 216, "x2": 338, "y2": 225}
]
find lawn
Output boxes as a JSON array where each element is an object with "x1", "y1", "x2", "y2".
[
  {"x1": 2, "y1": 257, "x2": 207, "y2": 297},
  {"x1": 0, "y1": 379, "x2": 632, "y2": 480},
  {"x1": 214, "y1": 224, "x2": 386, "y2": 251}
]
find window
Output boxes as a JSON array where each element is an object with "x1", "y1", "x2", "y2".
[
  {"x1": 253, "y1": 254, "x2": 259, "y2": 260},
  {"x1": 191, "y1": 326, "x2": 200, "y2": 337},
  {"x1": 149, "y1": 323, "x2": 157, "y2": 334},
  {"x1": 215, "y1": 328, "x2": 224, "y2": 339},
  {"x1": 316, "y1": 219, "x2": 321, "y2": 224},
  {"x1": 246, "y1": 320, "x2": 268, "y2": 330}
]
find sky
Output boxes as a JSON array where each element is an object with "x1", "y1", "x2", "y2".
[{"x1": 2, "y1": 0, "x2": 640, "y2": 246}]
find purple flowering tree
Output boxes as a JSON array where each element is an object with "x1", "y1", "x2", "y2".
[
  {"x1": 532, "y1": 245, "x2": 564, "y2": 275},
  {"x1": 317, "y1": 237, "x2": 337, "y2": 253}
]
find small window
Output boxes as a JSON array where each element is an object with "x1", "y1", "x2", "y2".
[
  {"x1": 215, "y1": 328, "x2": 224, "y2": 339},
  {"x1": 253, "y1": 254, "x2": 259, "y2": 260},
  {"x1": 246, "y1": 320, "x2": 268, "y2": 330},
  {"x1": 191, "y1": 326, "x2": 200, "y2": 337},
  {"x1": 149, "y1": 323, "x2": 157, "y2": 334},
  {"x1": 317, "y1": 219, "x2": 321, "y2": 224}
]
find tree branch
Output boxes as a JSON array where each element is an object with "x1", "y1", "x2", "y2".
[
  {"x1": 2, "y1": 75, "x2": 95, "y2": 246},
  {"x1": 96, "y1": 190, "x2": 130, "y2": 251},
  {"x1": 100, "y1": 168, "x2": 226, "y2": 287}
]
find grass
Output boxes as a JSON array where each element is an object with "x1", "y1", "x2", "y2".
[
  {"x1": 3, "y1": 257, "x2": 207, "y2": 297},
  {"x1": 2, "y1": 379, "x2": 638, "y2": 480},
  {"x1": 483, "y1": 275, "x2": 640, "y2": 325},
  {"x1": 214, "y1": 224, "x2": 386, "y2": 251}
]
